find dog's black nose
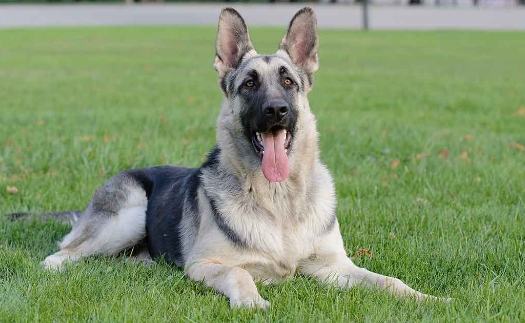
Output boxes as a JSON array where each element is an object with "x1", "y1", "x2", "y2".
[{"x1": 263, "y1": 100, "x2": 289, "y2": 121}]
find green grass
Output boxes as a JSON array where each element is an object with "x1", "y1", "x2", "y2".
[{"x1": 1, "y1": 26, "x2": 525, "y2": 322}]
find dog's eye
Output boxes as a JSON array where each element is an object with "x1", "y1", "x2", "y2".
[
  {"x1": 245, "y1": 80, "x2": 255, "y2": 88},
  {"x1": 283, "y1": 78, "x2": 294, "y2": 86}
]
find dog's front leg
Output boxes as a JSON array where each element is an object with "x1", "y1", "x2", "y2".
[
  {"x1": 300, "y1": 223, "x2": 444, "y2": 301},
  {"x1": 186, "y1": 262, "x2": 270, "y2": 310},
  {"x1": 301, "y1": 253, "x2": 435, "y2": 301}
]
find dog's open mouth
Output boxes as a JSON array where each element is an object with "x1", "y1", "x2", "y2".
[
  {"x1": 251, "y1": 127, "x2": 292, "y2": 183},
  {"x1": 251, "y1": 128, "x2": 292, "y2": 155}
]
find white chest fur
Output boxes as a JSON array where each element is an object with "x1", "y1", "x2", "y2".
[{"x1": 196, "y1": 161, "x2": 336, "y2": 282}]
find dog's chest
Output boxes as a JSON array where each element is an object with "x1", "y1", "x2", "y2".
[
  {"x1": 232, "y1": 188, "x2": 319, "y2": 251},
  {"x1": 202, "y1": 168, "x2": 335, "y2": 281},
  {"x1": 235, "y1": 203, "x2": 327, "y2": 282},
  {"x1": 240, "y1": 220, "x2": 317, "y2": 282}
]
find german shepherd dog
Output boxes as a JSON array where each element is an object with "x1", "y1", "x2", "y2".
[{"x1": 30, "y1": 8, "x2": 445, "y2": 309}]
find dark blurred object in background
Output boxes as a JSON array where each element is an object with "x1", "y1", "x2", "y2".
[{"x1": 0, "y1": 0, "x2": 523, "y2": 5}]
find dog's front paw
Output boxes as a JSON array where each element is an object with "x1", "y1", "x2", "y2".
[
  {"x1": 230, "y1": 295, "x2": 270, "y2": 310},
  {"x1": 417, "y1": 293, "x2": 453, "y2": 303},
  {"x1": 432, "y1": 296, "x2": 453, "y2": 303}
]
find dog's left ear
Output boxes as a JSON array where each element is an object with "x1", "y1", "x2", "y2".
[
  {"x1": 214, "y1": 8, "x2": 255, "y2": 79},
  {"x1": 279, "y1": 7, "x2": 319, "y2": 75}
]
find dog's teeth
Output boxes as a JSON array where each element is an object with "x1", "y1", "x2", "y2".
[{"x1": 256, "y1": 132, "x2": 262, "y2": 143}]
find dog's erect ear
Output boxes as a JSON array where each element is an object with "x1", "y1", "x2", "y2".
[
  {"x1": 214, "y1": 8, "x2": 255, "y2": 78},
  {"x1": 279, "y1": 7, "x2": 319, "y2": 75}
]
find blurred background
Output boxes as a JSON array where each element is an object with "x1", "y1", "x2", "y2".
[
  {"x1": 0, "y1": 0, "x2": 524, "y2": 30},
  {"x1": 0, "y1": 0, "x2": 522, "y2": 4}
]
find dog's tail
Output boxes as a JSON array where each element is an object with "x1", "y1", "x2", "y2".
[{"x1": 6, "y1": 211, "x2": 83, "y2": 225}]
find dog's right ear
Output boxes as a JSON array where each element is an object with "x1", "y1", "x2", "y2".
[{"x1": 214, "y1": 8, "x2": 255, "y2": 80}]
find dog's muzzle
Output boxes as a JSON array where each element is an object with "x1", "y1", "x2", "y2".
[
  {"x1": 262, "y1": 99, "x2": 289, "y2": 124},
  {"x1": 250, "y1": 99, "x2": 294, "y2": 183}
]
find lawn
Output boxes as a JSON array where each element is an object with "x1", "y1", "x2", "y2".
[{"x1": 1, "y1": 26, "x2": 524, "y2": 322}]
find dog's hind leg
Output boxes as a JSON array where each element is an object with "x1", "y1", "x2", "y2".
[
  {"x1": 125, "y1": 242, "x2": 154, "y2": 266},
  {"x1": 42, "y1": 174, "x2": 148, "y2": 270}
]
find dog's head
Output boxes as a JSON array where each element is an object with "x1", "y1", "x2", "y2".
[{"x1": 214, "y1": 8, "x2": 319, "y2": 183}]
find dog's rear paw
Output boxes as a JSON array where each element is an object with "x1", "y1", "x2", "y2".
[
  {"x1": 41, "y1": 255, "x2": 65, "y2": 271},
  {"x1": 230, "y1": 295, "x2": 270, "y2": 310}
]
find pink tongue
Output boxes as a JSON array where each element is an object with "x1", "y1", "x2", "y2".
[{"x1": 261, "y1": 129, "x2": 289, "y2": 182}]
